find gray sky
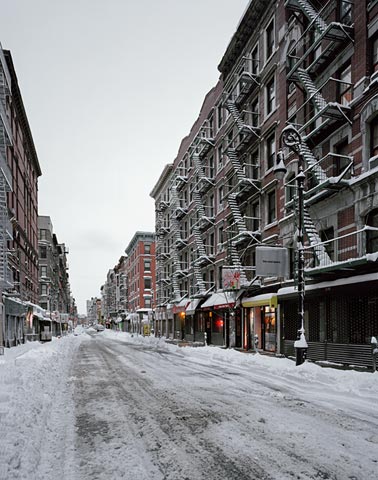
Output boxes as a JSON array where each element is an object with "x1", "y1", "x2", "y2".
[{"x1": 0, "y1": 0, "x2": 249, "y2": 313}]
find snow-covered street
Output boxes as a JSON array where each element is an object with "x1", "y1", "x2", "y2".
[{"x1": 1, "y1": 330, "x2": 378, "y2": 480}]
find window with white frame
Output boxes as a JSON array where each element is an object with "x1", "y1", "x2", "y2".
[
  {"x1": 266, "y1": 131, "x2": 276, "y2": 170},
  {"x1": 251, "y1": 44, "x2": 259, "y2": 75},
  {"x1": 267, "y1": 190, "x2": 276, "y2": 224},
  {"x1": 218, "y1": 185, "x2": 224, "y2": 211},
  {"x1": 266, "y1": 76, "x2": 276, "y2": 115},
  {"x1": 265, "y1": 19, "x2": 275, "y2": 60}
]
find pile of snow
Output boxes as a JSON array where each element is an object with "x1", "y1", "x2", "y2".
[
  {"x1": 102, "y1": 329, "x2": 378, "y2": 397},
  {"x1": 0, "y1": 335, "x2": 85, "y2": 479}
]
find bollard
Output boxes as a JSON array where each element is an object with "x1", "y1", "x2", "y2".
[
  {"x1": 294, "y1": 332, "x2": 308, "y2": 366},
  {"x1": 371, "y1": 337, "x2": 378, "y2": 372},
  {"x1": 204, "y1": 332, "x2": 207, "y2": 347}
]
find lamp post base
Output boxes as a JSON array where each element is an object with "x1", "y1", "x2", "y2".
[{"x1": 295, "y1": 346, "x2": 307, "y2": 366}]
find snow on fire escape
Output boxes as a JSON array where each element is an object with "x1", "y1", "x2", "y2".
[
  {"x1": 286, "y1": 0, "x2": 354, "y2": 141},
  {"x1": 170, "y1": 184, "x2": 184, "y2": 301},
  {"x1": 284, "y1": 0, "x2": 354, "y2": 267}
]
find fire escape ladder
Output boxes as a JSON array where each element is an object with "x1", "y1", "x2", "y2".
[
  {"x1": 228, "y1": 242, "x2": 248, "y2": 286},
  {"x1": 299, "y1": 141, "x2": 327, "y2": 184},
  {"x1": 193, "y1": 190, "x2": 206, "y2": 219},
  {"x1": 0, "y1": 175, "x2": 9, "y2": 288},
  {"x1": 226, "y1": 99, "x2": 245, "y2": 131},
  {"x1": 297, "y1": 68, "x2": 327, "y2": 112},
  {"x1": 193, "y1": 226, "x2": 207, "y2": 258},
  {"x1": 296, "y1": 0, "x2": 327, "y2": 34},
  {"x1": 228, "y1": 193, "x2": 248, "y2": 233},
  {"x1": 227, "y1": 148, "x2": 246, "y2": 183},
  {"x1": 193, "y1": 153, "x2": 206, "y2": 180},
  {"x1": 303, "y1": 207, "x2": 331, "y2": 266},
  {"x1": 193, "y1": 263, "x2": 207, "y2": 295}
]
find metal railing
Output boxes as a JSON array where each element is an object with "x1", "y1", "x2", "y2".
[{"x1": 303, "y1": 226, "x2": 378, "y2": 271}]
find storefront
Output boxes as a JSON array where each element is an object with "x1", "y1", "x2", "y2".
[
  {"x1": 200, "y1": 292, "x2": 237, "y2": 347},
  {"x1": 241, "y1": 294, "x2": 278, "y2": 352},
  {"x1": 173, "y1": 298, "x2": 190, "y2": 340},
  {"x1": 278, "y1": 274, "x2": 378, "y2": 367},
  {"x1": 184, "y1": 298, "x2": 205, "y2": 342}
]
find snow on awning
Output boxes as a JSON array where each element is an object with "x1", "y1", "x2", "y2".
[
  {"x1": 277, "y1": 272, "x2": 378, "y2": 298},
  {"x1": 173, "y1": 298, "x2": 190, "y2": 314},
  {"x1": 242, "y1": 293, "x2": 277, "y2": 308},
  {"x1": 201, "y1": 292, "x2": 235, "y2": 310},
  {"x1": 185, "y1": 298, "x2": 202, "y2": 316}
]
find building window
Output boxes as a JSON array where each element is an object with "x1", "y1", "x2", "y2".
[
  {"x1": 372, "y1": 35, "x2": 378, "y2": 74},
  {"x1": 144, "y1": 278, "x2": 152, "y2": 290},
  {"x1": 40, "y1": 284, "x2": 48, "y2": 295},
  {"x1": 366, "y1": 209, "x2": 378, "y2": 254},
  {"x1": 334, "y1": 139, "x2": 349, "y2": 176},
  {"x1": 251, "y1": 201, "x2": 260, "y2": 231},
  {"x1": 144, "y1": 297, "x2": 152, "y2": 308},
  {"x1": 40, "y1": 246, "x2": 47, "y2": 259},
  {"x1": 40, "y1": 265, "x2": 47, "y2": 277},
  {"x1": 267, "y1": 190, "x2": 276, "y2": 224},
  {"x1": 251, "y1": 44, "x2": 259, "y2": 75},
  {"x1": 266, "y1": 131, "x2": 276, "y2": 170},
  {"x1": 265, "y1": 19, "x2": 275, "y2": 60},
  {"x1": 217, "y1": 145, "x2": 223, "y2": 171},
  {"x1": 251, "y1": 98, "x2": 259, "y2": 127},
  {"x1": 218, "y1": 185, "x2": 224, "y2": 211},
  {"x1": 370, "y1": 116, "x2": 378, "y2": 157},
  {"x1": 217, "y1": 104, "x2": 223, "y2": 129},
  {"x1": 320, "y1": 227, "x2": 335, "y2": 261},
  {"x1": 144, "y1": 260, "x2": 151, "y2": 272},
  {"x1": 39, "y1": 229, "x2": 47, "y2": 241},
  {"x1": 286, "y1": 173, "x2": 296, "y2": 204},
  {"x1": 266, "y1": 76, "x2": 276, "y2": 114},
  {"x1": 218, "y1": 226, "x2": 224, "y2": 251},
  {"x1": 338, "y1": 64, "x2": 352, "y2": 106},
  {"x1": 144, "y1": 243, "x2": 151, "y2": 254},
  {"x1": 339, "y1": 0, "x2": 352, "y2": 24}
]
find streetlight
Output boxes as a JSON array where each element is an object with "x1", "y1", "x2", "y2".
[{"x1": 274, "y1": 125, "x2": 308, "y2": 366}]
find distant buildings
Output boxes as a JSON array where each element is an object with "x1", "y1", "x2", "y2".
[
  {"x1": 96, "y1": 232, "x2": 155, "y2": 333},
  {"x1": 38, "y1": 215, "x2": 72, "y2": 315}
]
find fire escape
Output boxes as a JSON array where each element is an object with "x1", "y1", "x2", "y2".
[
  {"x1": 222, "y1": 54, "x2": 262, "y2": 285},
  {"x1": 156, "y1": 198, "x2": 170, "y2": 305},
  {"x1": 285, "y1": 0, "x2": 355, "y2": 270},
  {"x1": 188, "y1": 122, "x2": 216, "y2": 297},
  {"x1": 0, "y1": 50, "x2": 13, "y2": 291},
  {"x1": 170, "y1": 183, "x2": 186, "y2": 302}
]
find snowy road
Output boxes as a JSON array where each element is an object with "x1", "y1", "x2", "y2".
[
  {"x1": 1, "y1": 330, "x2": 378, "y2": 480},
  {"x1": 70, "y1": 332, "x2": 377, "y2": 480}
]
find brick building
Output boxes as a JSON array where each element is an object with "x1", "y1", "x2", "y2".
[
  {"x1": 3, "y1": 49, "x2": 41, "y2": 303},
  {"x1": 124, "y1": 232, "x2": 155, "y2": 333},
  {"x1": 151, "y1": 0, "x2": 378, "y2": 367}
]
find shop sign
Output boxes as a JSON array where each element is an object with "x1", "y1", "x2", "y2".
[
  {"x1": 222, "y1": 268, "x2": 241, "y2": 290},
  {"x1": 256, "y1": 246, "x2": 289, "y2": 277}
]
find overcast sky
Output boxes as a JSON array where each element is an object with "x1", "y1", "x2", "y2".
[{"x1": 0, "y1": 0, "x2": 250, "y2": 313}]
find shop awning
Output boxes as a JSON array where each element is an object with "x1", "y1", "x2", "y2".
[
  {"x1": 201, "y1": 292, "x2": 235, "y2": 310},
  {"x1": 173, "y1": 298, "x2": 190, "y2": 314},
  {"x1": 185, "y1": 298, "x2": 202, "y2": 316},
  {"x1": 242, "y1": 293, "x2": 278, "y2": 308}
]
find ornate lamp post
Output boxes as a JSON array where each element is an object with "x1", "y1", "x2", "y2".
[{"x1": 274, "y1": 125, "x2": 308, "y2": 365}]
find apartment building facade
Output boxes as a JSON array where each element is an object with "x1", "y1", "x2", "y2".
[
  {"x1": 3, "y1": 49, "x2": 41, "y2": 304},
  {"x1": 38, "y1": 215, "x2": 71, "y2": 315},
  {"x1": 151, "y1": 0, "x2": 378, "y2": 368},
  {"x1": 125, "y1": 232, "x2": 155, "y2": 311}
]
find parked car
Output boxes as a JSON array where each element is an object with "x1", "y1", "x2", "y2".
[{"x1": 94, "y1": 324, "x2": 105, "y2": 332}]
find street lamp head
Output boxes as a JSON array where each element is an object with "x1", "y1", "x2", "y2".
[
  {"x1": 281, "y1": 125, "x2": 302, "y2": 153},
  {"x1": 274, "y1": 150, "x2": 287, "y2": 181}
]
